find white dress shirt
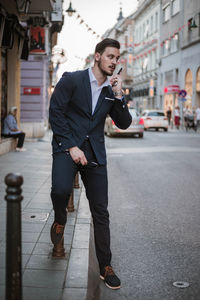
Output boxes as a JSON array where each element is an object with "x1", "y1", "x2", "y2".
[{"x1": 88, "y1": 67, "x2": 110, "y2": 114}]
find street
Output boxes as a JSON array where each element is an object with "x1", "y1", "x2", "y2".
[{"x1": 99, "y1": 130, "x2": 200, "y2": 300}]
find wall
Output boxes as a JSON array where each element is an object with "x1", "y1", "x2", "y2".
[{"x1": 20, "y1": 55, "x2": 49, "y2": 138}]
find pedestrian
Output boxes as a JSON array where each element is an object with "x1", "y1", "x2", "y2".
[
  {"x1": 2, "y1": 106, "x2": 26, "y2": 152},
  {"x1": 166, "y1": 106, "x2": 172, "y2": 126},
  {"x1": 49, "y1": 38, "x2": 132, "y2": 290},
  {"x1": 195, "y1": 105, "x2": 200, "y2": 131},
  {"x1": 174, "y1": 106, "x2": 180, "y2": 129}
]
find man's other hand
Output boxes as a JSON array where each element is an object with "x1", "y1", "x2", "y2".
[{"x1": 69, "y1": 146, "x2": 87, "y2": 165}]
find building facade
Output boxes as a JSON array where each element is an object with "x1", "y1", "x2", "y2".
[
  {"x1": 180, "y1": 0, "x2": 200, "y2": 109},
  {"x1": 158, "y1": 0, "x2": 200, "y2": 119},
  {"x1": 132, "y1": 0, "x2": 160, "y2": 112},
  {"x1": 0, "y1": 0, "x2": 64, "y2": 154}
]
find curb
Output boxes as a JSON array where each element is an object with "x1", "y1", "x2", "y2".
[{"x1": 62, "y1": 187, "x2": 98, "y2": 300}]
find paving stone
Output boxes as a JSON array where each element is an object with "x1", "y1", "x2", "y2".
[
  {"x1": 32, "y1": 242, "x2": 54, "y2": 256},
  {"x1": 65, "y1": 248, "x2": 89, "y2": 288},
  {"x1": 26, "y1": 254, "x2": 69, "y2": 271},
  {"x1": 23, "y1": 287, "x2": 62, "y2": 300},
  {"x1": 72, "y1": 223, "x2": 90, "y2": 249},
  {"x1": 23, "y1": 269, "x2": 66, "y2": 288},
  {"x1": 22, "y1": 222, "x2": 45, "y2": 233},
  {"x1": 62, "y1": 288, "x2": 87, "y2": 300},
  {"x1": 22, "y1": 231, "x2": 41, "y2": 243}
]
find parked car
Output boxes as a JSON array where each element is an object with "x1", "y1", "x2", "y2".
[
  {"x1": 104, "y1": 109, "x2": 144, "y2": 138},
  {"x1": 142, "y1": 110, "x2": 168, "y2": 131}
]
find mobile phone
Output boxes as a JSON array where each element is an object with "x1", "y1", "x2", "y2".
[
  {"x1": 117, "y1": 67, "x2": 123, "y2": 75},
  {"x1": 112, "y1": 68, "x2": 123, "y2": 87}
]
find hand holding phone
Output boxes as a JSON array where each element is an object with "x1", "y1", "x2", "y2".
[{"x1": 111, "y1": 68, "x2": 123, "y2": 86}]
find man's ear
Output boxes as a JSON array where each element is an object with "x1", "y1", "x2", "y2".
[{"x1": 94, "y1": 52, "x2": 101, "y2": 62}]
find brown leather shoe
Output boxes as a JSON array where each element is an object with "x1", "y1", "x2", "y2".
[{"x1": 50, "y1": 222, "x2": 65, "y2": 245}]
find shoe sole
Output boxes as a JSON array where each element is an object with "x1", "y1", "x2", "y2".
[{"x1": 99, "y1": 275, "x2": 121, "y2": 290}]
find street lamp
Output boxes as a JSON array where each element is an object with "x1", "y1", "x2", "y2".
[
  {"x1": 188, "y1": 12, "x2": 200, "y2": 30},
  {"x1": 66, "y1": 1, "x2": 76, "y2": 17},
  {"x1": 15, "y1": 0, "x2": 31, "y2": 14}
]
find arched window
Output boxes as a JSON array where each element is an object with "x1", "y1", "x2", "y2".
[
  {"x1": 196, "y1": 67, "x2": 200, "y2": 92},
  {"x1": 185, "y1": 69, "x2": 193, "y2": 96},
  {"x1": 185, "y1": 69, "x2": 193, "y2": 108}
]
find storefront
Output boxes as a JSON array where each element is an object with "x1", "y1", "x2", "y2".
[{"x1": 163, "y1": 85, "x2": 179, "y2": 117}]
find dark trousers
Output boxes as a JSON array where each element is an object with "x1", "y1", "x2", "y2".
[
  {"x1": 2, "y1": 132, "x2": 25, "y2": 148},
  {"x1": 51, "y1": 140, "x2": 112, "y2": 269}
]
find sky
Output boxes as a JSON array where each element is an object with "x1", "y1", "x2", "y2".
[{"x1": 56, "y1": 0, "x2": 138, "y2": 78}]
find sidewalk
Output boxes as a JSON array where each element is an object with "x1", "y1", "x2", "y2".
[{"x1": 0, "y1": 131, "x2": 93, "y2": 300}]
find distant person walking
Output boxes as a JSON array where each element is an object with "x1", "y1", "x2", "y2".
[
  {"x1": 174, "y1": 106, "x2": 180, "y2": 129},
  {"x1": 166, "y1": 106, "x2": 172, "y2": 126},
  {"x1": 195, "y1": 105, "x2": 200, "y2": 130},
  {"x1": 2, "y1": 106, "x2": 26, "y2": 151}
]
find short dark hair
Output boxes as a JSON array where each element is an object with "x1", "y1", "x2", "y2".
[{"x1": 95, "y1": 38, "x2": 120, "y2": 54}]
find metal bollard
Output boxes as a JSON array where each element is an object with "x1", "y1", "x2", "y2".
[
  {"x1": 67, "y1": 187, "x2": 74, "y2": 212},
  {"x1": 74, "y1": 172, "x2": 80, "y2": 189},
  {"x1": 5, "y1": 173, "x2": 23, "y2": 300}
]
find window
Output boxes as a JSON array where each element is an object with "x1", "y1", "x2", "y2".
[
  {"x1": 175, "y1": 68, "x2": 179, "y2": 82},
  {"x1": 163, "y1": 39, "x2": 170, "y2": 56},
  {"x1": 172, "y1": 0, "x2": 180, "y2": 16},
  {"x1": 163, "y1": 4, "x2": 170, "y2": 22},
  {"x1": 155, "y1": 12, "x2": 158, "y2": 31},
  {"x1": 150, "y1": 16, "x2": 153, "y2": 34},
  {"x1": 171, "y1": 33, "x2": 179, "y2": 52},
  {"x1": 143, "y1": 23, "x2": 145, "y2": 40},
  {"x1": 148, "y1": 112, "x2": 165, "y2": 117}
]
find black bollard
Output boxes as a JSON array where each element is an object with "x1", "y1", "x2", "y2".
[{"x1": 5, "y1": 173, "x2": 23, "y2": 300}]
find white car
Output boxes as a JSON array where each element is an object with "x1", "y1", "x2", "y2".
[{"x1": 142, "y1": 110, "x2": 168, "y2": 131}]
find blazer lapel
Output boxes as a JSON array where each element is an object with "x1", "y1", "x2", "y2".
[
  {"x1": 83, "y1": 69, "x2": 92, "y2": 114},
  {"x1": 93, "y1": 86, "x2": 109, "y2": 115}
]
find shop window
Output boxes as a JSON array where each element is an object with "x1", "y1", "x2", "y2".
[
  {"x1": 163, "y1": 4, "x2": 170, "y2": 23},
  {"x1": 185, "y1": 69, "x2": 193, "y2": 107}
]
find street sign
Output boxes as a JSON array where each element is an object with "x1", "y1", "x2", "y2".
[
  {"x1": 179, "y1": 89, "x2": 187, "y2": 98},
  {"x1": 179, "y1": 97, "x2": 187, "y2": 102},
  {"x1": 164, "y1": 85, "x2": 180, "y2": 93}
]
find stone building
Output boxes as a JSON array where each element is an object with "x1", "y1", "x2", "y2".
[
  {"x1": 132, "y1": 0, "x2": 160, "y2": 112},
  {"x1": 158, "y1": 0, "x2": 200, "y2": 118},
  {"x1": 0, "y1": 0, "x2": 64, "y2": 154}
]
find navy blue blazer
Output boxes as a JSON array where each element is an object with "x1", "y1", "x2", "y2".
[{"x1": 49, "y1": 69, "x2": 132, "y2": 165}]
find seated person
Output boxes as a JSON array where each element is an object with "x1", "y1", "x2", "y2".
[{"x1": 2, "y1": 106, "x2": 26, "y2": 152}]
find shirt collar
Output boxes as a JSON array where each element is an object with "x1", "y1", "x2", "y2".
[{"x1": 88, "y1": 67, "x2": 110, "y2": 88}]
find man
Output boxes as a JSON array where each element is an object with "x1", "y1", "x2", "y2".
[
  {"x1": 2, "y1": 106, "x2": 26, "y2": 152},
  {"x1": 195, "y1": 105, "x2": 200, "y2": 130},
  {"x1": 49, "y1": 38, "x2": 132, "y2": 290},
  {"x1": 166, "y1": 106, "x2": 172, "y2": 126}
]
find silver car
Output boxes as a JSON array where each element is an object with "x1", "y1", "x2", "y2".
[{"x1": 104, "y1": 109, "x2": 144, "y2": 138}]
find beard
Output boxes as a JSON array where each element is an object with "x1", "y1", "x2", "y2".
[{"x1": 97, "y1": 59, "x2": 114, "y2": 76}]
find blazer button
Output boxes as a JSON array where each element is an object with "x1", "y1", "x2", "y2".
[{"x1": 59, "y1": 143, "x2": 62, "y2": 146}]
